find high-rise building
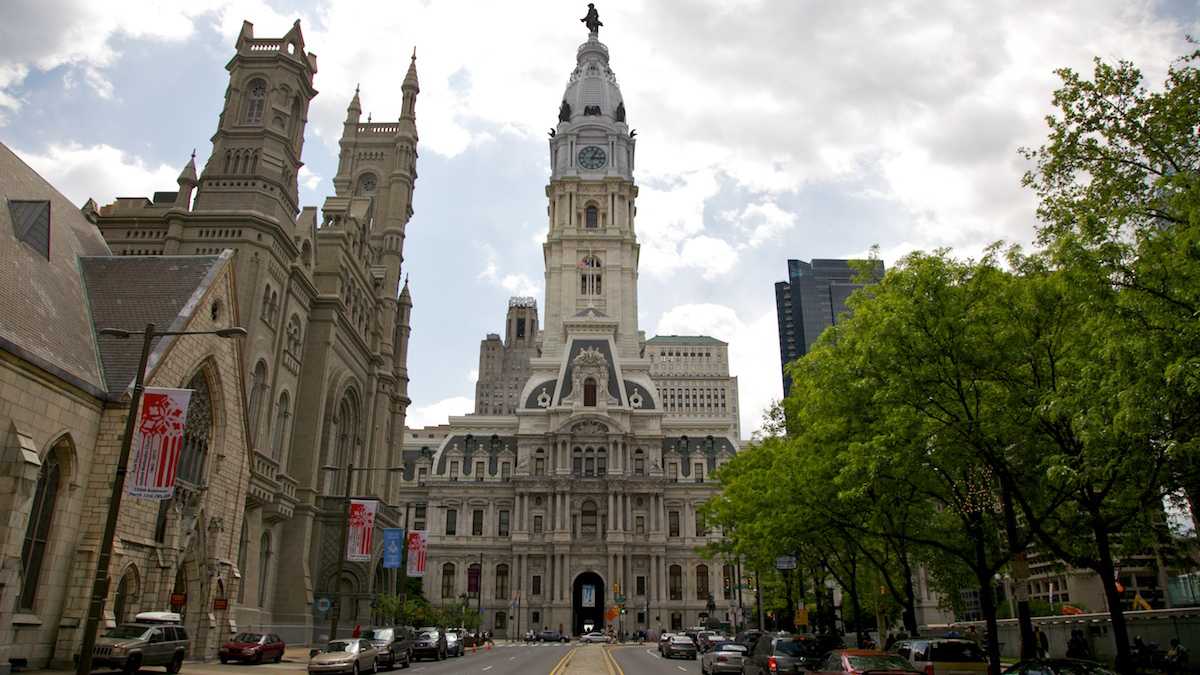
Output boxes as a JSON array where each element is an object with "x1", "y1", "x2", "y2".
[
  {"x1": 475, "y1": 297, "x2": 540, "y2": 415},
  {"x1": 774, "y1": 258, "x2": 883, "y2": 396}
]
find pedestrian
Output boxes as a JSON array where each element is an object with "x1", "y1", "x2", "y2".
[
  {"x1": 1166, "y1": 638, "x2": 1189, "y2": 675},
  {"x1": 351, "y1": 624, "x2": 361, "y2": 639},
  {"x1": 966, "y1": 626, "x2": 981, "y2": 646},
  {"x1": 885, "y1": 632, "x2": 897, "y2": 651},
  {"x1": 1034, "y1": 626, "x2": 1049, "y2": 659}
]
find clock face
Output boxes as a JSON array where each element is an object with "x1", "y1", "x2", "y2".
[
  {"x1": 356, "y1": 173, "x2": 377, "y2": 195},
  {"x1": 577, "y1": 145, "x2": 607, "y2": 170}
]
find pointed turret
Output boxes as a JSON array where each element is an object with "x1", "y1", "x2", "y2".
[
  {"x1": 174, "y1": 150, "x2": 198, "y2": 209},
  {"x1": 347, "y1": 84, "x2": 362, "y2": 122},
  {"x1": 401, "y1": 48, "x2": 419, "y2": 121},
  {"x1": 399, "y1": 275, "x2": 412, "y2": 307}
]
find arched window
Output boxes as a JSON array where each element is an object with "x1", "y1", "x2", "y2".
[
  {"x1": 271, "y1": 392, "x2": 291, "y2": 460},
  {"x1": 237, "y1": 520, "x2": 249, "y2": 602},
  {"x1": 534, "y1": 449, "x2": 545, "y2": 476},
  {"x1": 468, "y1": 563, "x2": 482, "y2": 598},
  {"x1": 338, "y1": 575, "x2": 357, "y2": 620},
  {"x1": 178, "y1": 371, "x2": 213, "y2": 485},
  {"x1": 332, "y1": 393, "x2": 359, "y2": 469},
  {"x1": 585, "y1": 204, "x2": 598, "y2": 228},
  {"x1": 261, "y1": 285, "x2": 273, "y2": 320},
  {"x1": 696, "y1": 564, "x2": 710, "y2": 600},
  {"x1": 19, "y1": 447, "x2": 61, "y2": 608},
  {"x1": 495, "y1": 564, "x2": 510, "y2": 600},
  {"x1": 581, "y1": 500, "x2": 598, "y2": 537},
  {"x1": 583, "y1": 378, "x2": 597, "y2": 407},
  {"x1": 634, "y1": 449, "x2": 645, "y2": 475},
  {"x1": 669, "y1": 565, "x2": 683, "y2": 601},
  {"x1": 113, "y1": 568, "x2": 139, "y2": 624},
  {"x1": 722, "y1": 564, "x2": 735, "y2": 600},
  {"x1": 243, "y1": 78, "x2": 267, "y2": 125},
  {"x1": 442, "y1": 563, "x2": 456, "y2": 598},
  {"x1": 580, "y1": 255, "x2": 602, "y2": 295},
  {"x1": 258, "y1": 532, "x2": 272, "y2": 607},
  {"x1": 248, "y1": 360, "x2": 268, "y2": 446}
]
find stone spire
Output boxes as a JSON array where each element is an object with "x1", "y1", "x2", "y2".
[
  {"x1": 346, "y1": 83, "x2": 362, "y2": 121},
  {"x1": 401, "y1": 48, "x2": 419, "y2": 121},
  {"x1": 174, "y1": 150, "x2": 198, "y2": 209}
]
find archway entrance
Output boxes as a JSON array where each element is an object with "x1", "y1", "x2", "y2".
[{"x1": 571, "y1": 571, "x2": 605, "y2": 636}]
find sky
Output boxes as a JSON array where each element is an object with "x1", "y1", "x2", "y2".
[{"x1": 1, "y1": 0, "x2": 1197, "y2": 439}]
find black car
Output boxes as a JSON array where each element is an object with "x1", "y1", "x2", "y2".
[
  {"x1": 539, "y1": 630, "x2": 569, "y2": 643},
  {"x1": 742, "y1": 634, "x2": 828, "y2": 675},
  {"x1": 410, "y1": 628, "x2": 447, "y2": 661},
  {"x1": 363, "y1": 626, "x2": 412, "y2": 669}
]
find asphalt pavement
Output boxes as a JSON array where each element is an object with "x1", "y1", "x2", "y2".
[{"x1": 608, "y1": 644, "x2": 703, "y2": 675}]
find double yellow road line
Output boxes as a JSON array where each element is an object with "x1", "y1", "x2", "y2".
[
  {"x1": 601, "y1": 645, "x2": 625, "y2": 675},
  {"x1": 549, "y1": 646, "x2": 577, "y2": 675}
]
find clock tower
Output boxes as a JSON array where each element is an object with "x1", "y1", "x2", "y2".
[{"x1": 542, "y1": 23, "x2": 641, "y2": 359}]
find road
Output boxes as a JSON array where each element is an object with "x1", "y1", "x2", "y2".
[{"x1": 608, "y1": 644, "x2": 703, "y2": 675}]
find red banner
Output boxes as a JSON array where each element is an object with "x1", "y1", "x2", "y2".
[
  {"x1": 468, "y1": 565, "x2": 481, "y2": 594},
  {"x1": 127, "y1": 388, "x2": 192, "y2": 500},
  {"x1": 346, "y1": 499, "x2": 378, "y2": 562},
  {"x1": 406, "y1": 531, "x2": 427, "y2": 577}
]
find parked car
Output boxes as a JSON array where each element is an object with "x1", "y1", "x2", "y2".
[
  {"x1": 411, "y1": 628, "x2": 447, "y2": 661},
  {"x1": 1002, "y1": 659, "x2": 1118, "y2": 675},
  {"x1": 662, "y1": 635, "x2": 699, "y2": 660},
  {"x1": 659, "y1": 632, "x2": 677, "y2": 654},
  {"x1": 307, "y1": 639, "x2": 378, "y2": 675},
  {"x1": 82, "y1": 620, "x2": 189, "y2": 675},
  {"x1": 445, "y1": 630, "x2": 465, "y2": 657},
  {"x1": 219, "y1": 632, "x2": 285, "y2": 664},
  {"x1": 539, "y1": 629, "x2": 569, "y2": 643},
  {"x1": 580, "y1": 632, "x2": 611, "y2": 644},
  {"x1": 741, "y1": 634, "x2": 827, "y2": 674},
  {"x1": 700, "y1": 641, "x2": 747, "y2": 674},
  {"x1": 363, "y1": 626, "x2": 412, "y2": 670},
  {"x1": 816, "y1": 649, "x2": 922, "y2": 675},
  {"x1": 895, "y1": 638, "x2": 988, "y2": 675},
  {"x1": 735, "y1": 629, "x2": 766, "y2": 650},
  {"x1": 695, "y1": 631, "x2": 718, "y2": 651}
]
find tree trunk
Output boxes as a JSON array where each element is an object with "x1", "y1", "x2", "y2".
[
  {"x1": 1094, "y1": 517, "x2": 1133, "y2": 674},
  {"x1": 1000, "y1": 481, "x2": 1037, "y2": 659},
  {"x1": 973, "y1": 521, "x2": 1002, "y2": 675},
  {"x1": 847, "y1": 562, "x2": 865, "y2": 647},
  {"x1": 899, "y1": 554, "x2": 920, "y2": 635}
]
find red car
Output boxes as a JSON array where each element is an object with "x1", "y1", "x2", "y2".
[
  {"x1": 819, "y1": 649, "x2": 921, "y2": 675},
  {"x1": 219, "y1": 632, "x2": 286, "y2": 664}
]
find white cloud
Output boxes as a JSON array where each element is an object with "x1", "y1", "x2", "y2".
[
  {"x1": 298, "y1": 165, "x2": 321, "y2": 191},
  {"x1": 406, "y1": 395, "x2": 473, "y2": 429},
  {"x1": 14, "y1": 142, "x2": 180, "y2": 207},
  {"x1": 477, "y1": 244, "x2": 543, "y2": 297},
  {"x1": 722, "y1": 201, "x2": 798, "y2": 249},
  {"x1": 655, "y1": 303, "x2": 782, "y2": 439},
  {"x1": 467, "y1": 369, "x2": 478, "y2": 383}
]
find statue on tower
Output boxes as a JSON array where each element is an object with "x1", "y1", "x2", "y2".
[{"x1": 581, "y1": 3, "x2": 603, "y2": 34}]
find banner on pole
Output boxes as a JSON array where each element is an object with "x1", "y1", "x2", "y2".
[
  {"x1": 382, "y1": 528, "x2": 404, "y2": 569},
  {"x1": 127, "y1": 387, "x2": 193, "y2": 500},
  {"x1": 582, "y1": 584, "x2": 595, "y2": 608},
  {"x1": 468, "y1": 565, "x2": 481, "y2": 594},
  {"x1": 406, "y1": 531, "x2": 427, "y2": 577},
  {"x1": 346, "y1": 499, "x2": 378, "y2": 562}
]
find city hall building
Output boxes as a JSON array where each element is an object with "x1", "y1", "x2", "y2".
[{"x1": 397, "y1": 19, "x2": 744, "y2": 637}]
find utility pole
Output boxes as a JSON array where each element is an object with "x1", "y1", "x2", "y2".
[
  {"x1": 755, "y1": 569, "x2": 764, "y2": 630},
  {"x1": 736, "y1": 557, "x2": 745, "y2": 634},
  {"x1": 329, "y1": 462, "x2": 355, "y2": 640}
]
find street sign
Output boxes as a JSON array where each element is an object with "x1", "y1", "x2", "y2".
[
  {"x1": 615, "y1": 594, "x2": 626, "y2": 605},
  {"x1": 316, "y1": 597, "x2": 332, "y2": 612},
  {"x1": 775, "y1": 556, "x2": 797, "y2": 570}
]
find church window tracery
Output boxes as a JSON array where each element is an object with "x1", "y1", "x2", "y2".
[
  {"x1": 177, "y1": 370, "x2": 213, "y2": 485},
  {"x1": 244, "y1": 78, "x2": 268, "y2": 125}
]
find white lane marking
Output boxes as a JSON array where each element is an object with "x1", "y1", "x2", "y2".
[
  {"x1": 645, "y1": 648, "x2": 659, "y2": 657},
  {"x1": 677, "y1": 667, "x2": 688, "y2": 672},
  {"x1": 508, "y1": 656, "x2": 515, "y2": 661},
  {"x1": 481, "y1": 667, "x2": 493, "y2": 672}
]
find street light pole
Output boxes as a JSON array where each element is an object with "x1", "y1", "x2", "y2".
[
  {"x1": 329, "y1": 462, "x2": 355, "y2": 640},
  {"x1": 75, "y1": 323, "x2": 245, "y2": 675}
]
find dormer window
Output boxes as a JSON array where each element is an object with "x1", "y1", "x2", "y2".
[{"x1": 583, "y1": 378, "x2": 597, "y2": 407}]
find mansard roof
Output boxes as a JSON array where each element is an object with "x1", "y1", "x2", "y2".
[{"x1": 646, "y1": 335, "x2": 727, "y2": 346}]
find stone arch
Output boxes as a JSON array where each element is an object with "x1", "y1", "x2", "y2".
[
  {"x1": 19, "y1": 434, "x2": 73, "y2": 610},
  {"x1": 242, "y1": 77, "x2": 269, "y2": 125},
  {"x1": 322, "y1": 375, "x2": 364, "y2": 472},
  {"x1": 113, "y1": 562, "x2": 142, "y2": 624},
  {"x1": 248, "y1": 359, "x2": 269, "y2": 448}
]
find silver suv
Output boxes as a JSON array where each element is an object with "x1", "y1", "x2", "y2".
[{"x1": 86, "y1": 622, "x2": 189, "y2": 674}]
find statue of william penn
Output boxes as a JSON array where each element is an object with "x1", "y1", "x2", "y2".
[{"x1": 581, "y1": 3, "x2": 603, "y2": 34}]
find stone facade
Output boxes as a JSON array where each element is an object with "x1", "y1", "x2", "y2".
[
  {"x1": 91, "y1": 20, "x2": 418, "y2": 644},
  {"x1": 0, "y1": 139, "x2": 253, "y2": 669},
  {"x1": 394, "y1": 24, "x2": 743, "y2": 637}
]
